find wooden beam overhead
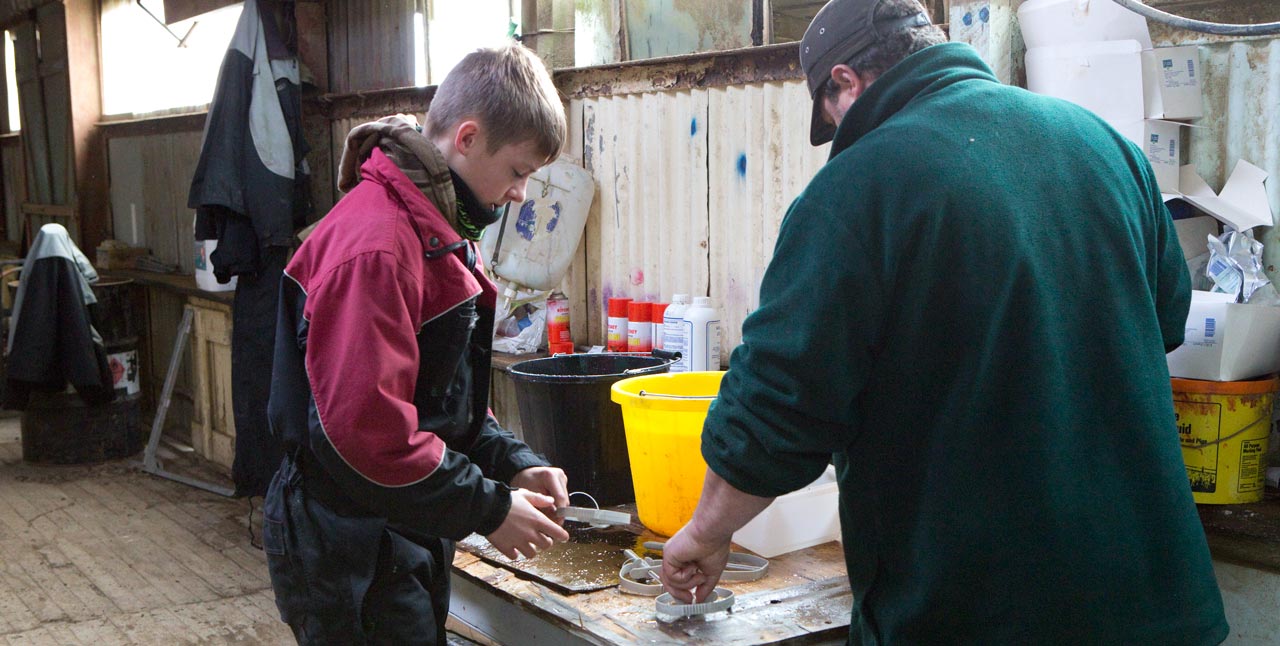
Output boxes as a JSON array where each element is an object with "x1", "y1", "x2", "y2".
[{"x1": 161, "y1": 0, "x2": 239, "y2": 25}]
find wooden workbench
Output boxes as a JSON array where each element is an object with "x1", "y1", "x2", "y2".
[{"x1": 450, "y1": 538, "x2": 852, "y2": 645}]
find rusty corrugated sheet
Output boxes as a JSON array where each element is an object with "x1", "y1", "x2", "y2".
[
  {"x1": 708, "y1": 80, "x2": 829, "y2": 357},
  {"x1": 574, "y1": 79, "x2": 828, "y2": 354},
  {"x1": 1192, "y1": 38, "x2": 1280, "y2": 277},
  {"x1": 580, "y1": 90, "x2": 710, "y2": 344}
]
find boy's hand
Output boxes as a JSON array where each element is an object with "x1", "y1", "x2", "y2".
[
  {"x1": 485, "y1": 489, "x2": 570, "y2": 560},
  {"x1": 510, "y1": 466, "x2": 570, "y2": 509}
]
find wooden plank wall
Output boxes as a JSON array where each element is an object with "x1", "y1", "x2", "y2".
[
  {"x1": 327, "y1": 0, "x2": 417, "y2": 94},
  {"x1": 106, "y1": 131, "x2": 202, "y2": 272},
  {"x1": 1, "y1": 136, "x2": 25, "y2": 245}
]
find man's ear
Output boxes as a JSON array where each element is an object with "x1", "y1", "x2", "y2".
[
  {"x1": 453, "y1": 120, "x2": 481, "y2": 156},
  {"x1": 830, "y1": 64, "x2": 866, "y2": 97}
]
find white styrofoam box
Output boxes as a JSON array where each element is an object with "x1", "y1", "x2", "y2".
[
  {"x1": 733, "y1": 465, "x2": 840, "y2": 558},
  {"x1": 1018, "y1": 0, "x2": 1152, "y2": 50},
  {"x1": 1141, "y1": 46, "x2": 1204, "y2": 120}
]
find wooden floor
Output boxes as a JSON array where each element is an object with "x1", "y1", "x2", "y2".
[{"x1": 0, "y1": 415, "x2": 295, "y2": 645}]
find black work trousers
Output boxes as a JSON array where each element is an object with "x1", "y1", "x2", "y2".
[{"x1": 263, "y1": 457, "x2": 455, "y2": 645}]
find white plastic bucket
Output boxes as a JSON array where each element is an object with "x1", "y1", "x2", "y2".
[{"x1": 194, "y1": 238, "x2": 237, "y2": 292}]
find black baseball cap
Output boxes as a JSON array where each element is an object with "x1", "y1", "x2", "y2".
[{"x1": 801, "y1": 0, "x2": 931, "y2": 146}]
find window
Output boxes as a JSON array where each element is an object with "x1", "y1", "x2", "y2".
[
  {"x1": 99, "y1": 0, "x2": 244, "y2": 117},
  {"x1": 4, "y1": 31, "x2": 18, "y2": 132},
  {"x1": 770, "y1": 0, "x2": 951, "y2": 43},
  {"x1": 424, "y1": 0, "x2": 513, "y2": 85}
]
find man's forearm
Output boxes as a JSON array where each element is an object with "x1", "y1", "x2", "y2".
[{"x1": 685, "y1": 469, "x2": 775, "y2": 542}]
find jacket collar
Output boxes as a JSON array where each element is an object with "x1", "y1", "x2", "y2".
[
  {"x1": 360, "y1": 147, "x2": 464, "y2": 255},
  {"x1": 829, "y1": 43, "x2": 998, "y2": 159}
]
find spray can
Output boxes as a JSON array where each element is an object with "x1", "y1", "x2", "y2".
[
  {"x1": 627, "y1": 302, "x2": 653, "y2": 353},
  {"x1": 607, "y1": 298, "x2": 631, "y2": 352},
  {"x1": 682, "y1": 296, "x2": 721, "y2": 371},
  {"x1": 547, "y1": 290, "x2": 573, "y2": 354},
  {"x1": 663, "y1": 294, "x2": 691, "y2": 371},
  {"x1": 650, "y1": 302, "x2": 669, "y2": 350}
]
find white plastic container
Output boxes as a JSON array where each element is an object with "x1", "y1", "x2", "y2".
[
  {"x1": 733, "y1": 465, "x2": 840, "y2": 558},
  {"x1": 681, "y1": 296, "x2": 721, "y2": 372},
  {"x1": 663, "y1": 295, "x2": 691, "y2": 372},
  {"x1": 479, "y1": 157, "x2": 594, "y2": 298},
  {"x1": 193, "y1": 237, "x2": 237, "y2": 292}
]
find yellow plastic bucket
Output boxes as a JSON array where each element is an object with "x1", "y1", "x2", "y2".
[
  {"x1": 1173, "y1": 375, "x2": 1278, "y2": 504},
  {"x1": 610, "y1": 371, "x2": 725, "y2": 536}
]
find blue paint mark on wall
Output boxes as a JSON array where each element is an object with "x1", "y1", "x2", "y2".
[
  {"x1": 690, "y1": 117, "x2": 699, "y2": 137},
  {"x1": 545, "y1": 202, "x2": 562, "y2": 233},
  {"x1": 516, "y1": 200, "x2": 538, "y2": 241},
  {"x1": 979, "y1": 6, "x2": 990, "y2": 23},
  {"x1": 962, "y1": 11, "x2": 973, "y2": 26},
  {"x1": 736, "y1": 153, "x2": 747, "y2": 178}
]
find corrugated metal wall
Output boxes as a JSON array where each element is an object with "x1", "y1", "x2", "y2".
[
  {"x1": 573, "y1": 79, "x2": 829, "y2": 357},
  {"x1": 1182, "y1": 38, "x2": 1280, "y2": 278}
]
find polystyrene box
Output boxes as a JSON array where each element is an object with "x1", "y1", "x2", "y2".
[{"x1": 733, "y1": 465, "x2": 840, "y2": 558}]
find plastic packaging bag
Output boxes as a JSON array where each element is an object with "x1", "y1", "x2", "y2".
[
  {"x1": 1206, "y1": 230, "x2": 1271, "y2": 303},
  {"x1": 493, "y1": 299, "x2": 547, "y2": 354}
]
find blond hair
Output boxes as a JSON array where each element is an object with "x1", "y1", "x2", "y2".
[{"x1": 426, "y1": 43, "x2": 566, "y2": 162}]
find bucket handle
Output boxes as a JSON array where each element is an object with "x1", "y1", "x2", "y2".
[
  {"x1": 637, "y1": 390, "x2": 716, "y2": 400},
  {"x1": 1188, "y1": 414, "x2": 1270, "y2": 450}
]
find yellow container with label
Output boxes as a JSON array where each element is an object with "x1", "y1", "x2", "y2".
[
  {"x1": 610, "y1": 371, "x2": 725, "y2": 537},
  {"x1": 1173, "y1": 375, "x2": 1278, "y2": 504}
]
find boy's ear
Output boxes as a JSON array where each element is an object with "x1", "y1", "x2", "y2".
[{"x1": 453, "y1": 120, "x2": 482, "y2": 156}]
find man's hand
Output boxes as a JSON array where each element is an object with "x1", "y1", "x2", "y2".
[
  {"x1": 660, "y1": 524, "x2": 733, "y2": 604},
  {"x1": 659, "y1": 470, "x2": 775, "y2": 603},
  {"x1": 510, "y1": 466, "x2": 570, "y2": 509},
  {"x1": 485, "y1": 489, "x2": 570, "y2": 560}
]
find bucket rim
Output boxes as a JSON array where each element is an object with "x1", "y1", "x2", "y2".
[
  {"x1": 610, "y1": 371, "x2": 726, "y2": 412},
  {"x1": 1171, "y1": 374, "x2": 1280, "y2": 396},
  {"x1": 508, "y1": 353, "x2": 672, "y2": 383}
]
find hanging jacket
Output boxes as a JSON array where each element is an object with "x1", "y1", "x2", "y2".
[
  {"x1": 4, "y1": 223, "x2": 113, "y2": 408},
  {"x1": 188, "y1": 0, "x2": 310, "y2": 279}
]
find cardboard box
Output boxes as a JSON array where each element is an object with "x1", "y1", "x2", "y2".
[
  {"x1": 1025, "y1": 41, "x2": 1203, "y2": 179},
  {"x1": 95, "y1": 243, "x2": 148, "y2": 270},
  {"x1": 1018, "y1": 0, "x2": 1152, "y2": 50},
  {"x1": 1027, "y1": 40, "x2": 1145, "y2": 127},
  {"x1": 1167, "y1": 161, "x2": 1274, "y2": 232},
  {"x1": 1167, "y1": 290, "x2": 1280, "y2": 381},
  {"x1": 1142, "y1": 46, "x2": 1204, "y2": 120}
]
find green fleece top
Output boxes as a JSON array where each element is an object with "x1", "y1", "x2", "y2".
[{"x1": 703, "y1": 43, "x2": 1227, "y2": 645}]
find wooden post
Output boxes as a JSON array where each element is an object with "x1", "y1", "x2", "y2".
[{"x1": 65, "y1": 0, "x2": 107, "y2": 253}]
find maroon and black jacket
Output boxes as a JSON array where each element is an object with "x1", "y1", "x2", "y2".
[{"x1": 267, "y1": 148, "x2": 547, "y2": 539}]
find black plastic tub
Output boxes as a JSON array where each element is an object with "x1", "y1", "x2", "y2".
[{"x1": 508, "y1": 353, "x2": 673, "y2": 505}]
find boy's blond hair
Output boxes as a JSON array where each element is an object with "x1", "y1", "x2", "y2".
[{"x1": 427, "y1": 43, "x2": 566, "y2": 162}]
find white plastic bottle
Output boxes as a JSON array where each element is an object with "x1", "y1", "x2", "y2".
[
  {"x1": 682, "y1": 296, "x2": 721, "y2": 372},
  {"x1": 663, "y1": 294, "x2": 691, "y2": 372}
]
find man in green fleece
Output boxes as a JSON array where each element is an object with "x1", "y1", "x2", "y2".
[{"x1": 659, "y1": 0, "x2": 1228, "y2": 642}]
